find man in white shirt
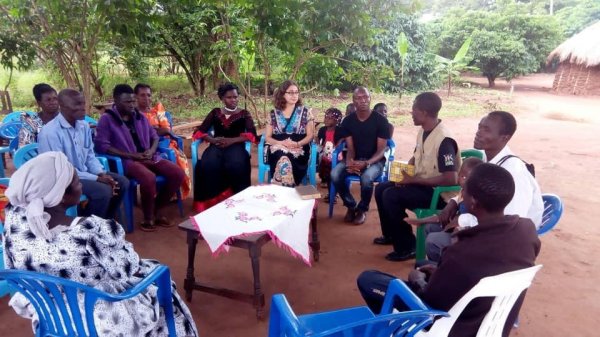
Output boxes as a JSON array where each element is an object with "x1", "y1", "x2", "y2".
[
  {"x1": 473, "y1": 111, "x2": 543, "y2": 227},
  {"x1": 424, "y1": 111, "x2": 543, "y2": 263}
]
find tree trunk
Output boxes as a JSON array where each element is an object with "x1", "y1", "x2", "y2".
[{"x1": 487, "y1": 75, "x2": 496, "y2": 88}]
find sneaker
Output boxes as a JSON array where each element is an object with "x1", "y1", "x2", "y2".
[
  {"x1": 343, "y1": 208, "x2": 356, "y2": 223},
  {"x1": 140, "y1": 222, "x2": 159, "y2": 232},
  {"x1": 385, "y1": 250, "x2": 416, "y2": 262},
  {"x1": 353, "y1": 210, "x2": 366, "y2": 225}
]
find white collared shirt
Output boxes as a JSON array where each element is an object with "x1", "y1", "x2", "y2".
[{"x1": 487, "y1": 146, "x2": 544, "y2": 228}]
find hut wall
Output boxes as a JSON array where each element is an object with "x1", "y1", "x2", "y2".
[{"x1": 552, "y1": 62, "x2": 600, "y2": 95}]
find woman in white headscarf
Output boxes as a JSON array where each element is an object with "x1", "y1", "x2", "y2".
[{"x1": 2, "y1": 152, "x2": 198, "y2": 337}]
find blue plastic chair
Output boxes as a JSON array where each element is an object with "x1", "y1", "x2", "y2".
[
  {"x1": 413, "y1": 149, "x2": 485, "y2": 260},
  {"x1": 328, "y1": 139, "x2": 396, "y2": 218},
  {"x1": 1, "y1": 111, "x2": 34, "y2": 123},
  {"x1": 13, "y1": 142, "x2": 39, "y2": 169},
  {"x1": 83, "y1": 115, "x2": 97, "y2": 126},
  {"x1": 257, "y1": 134, "x2": 317, "y2": 186},
  {"x1": 0, "y1": 121, "x2": 23, "y2": 177},
  {"x1": 0, "y1": 120, "x2": 22, "y2": 140},
  {"x1": 0, "y1": 178, "x2": 12, "y2": 296},
  {"x1": 537, "y1": 194, "x2": 563, "y2": 236},
  {"x1": 157, "y1": 111, "x2": 184, "y2": 150},
  {"x1": 268, "y1": 279, "x2": 447, "y2": 337},
  {"x1": 99, "y1": 148, "x2": 184, "y2": 233},
  {"x1": 0, "y1": 265, "x2": 177, "y2": 337}
]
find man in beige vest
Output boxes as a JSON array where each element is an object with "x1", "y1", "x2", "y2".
[{"x1": 373, "y1": 92, "x2": 460, "y2": 261}]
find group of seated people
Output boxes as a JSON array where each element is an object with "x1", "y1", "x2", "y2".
[{"x1": 2, "y1": 80, "x2": 544, "y2": 336}]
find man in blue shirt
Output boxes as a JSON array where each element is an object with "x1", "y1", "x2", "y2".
[{"x1": 38, "y1": 89, "x2": 129, "y2": 219}]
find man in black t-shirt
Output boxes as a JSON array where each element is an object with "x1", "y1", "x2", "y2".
[
  {"x1": 374, "y1": 92, "x2": 459, "y2": 261},
  {"x1": 331, "y1": 87, "x2": 390, "y2": 225}
]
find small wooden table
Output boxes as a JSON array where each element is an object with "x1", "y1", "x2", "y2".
[{"x1": 178, "y1": 205, "x2": 319, "y2": 319}]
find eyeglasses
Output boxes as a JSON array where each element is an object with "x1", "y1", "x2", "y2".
[{"x1": 285, "y1": 91, "x2": 300, "y2": 95}]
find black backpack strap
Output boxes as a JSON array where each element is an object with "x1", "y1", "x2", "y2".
[
  {"x1": 497, "y1": 155, "x2": 535, "y2": 177},
  {"x1": 497, "y1": 155, "x2": 516, "y2": 167}
]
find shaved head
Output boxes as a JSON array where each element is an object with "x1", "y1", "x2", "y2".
[{"x1": 352, "y1": 86, "x2": 371, "y2": 115}]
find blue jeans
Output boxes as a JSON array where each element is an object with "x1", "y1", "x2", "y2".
[{"x1": 331, "y1": 161, "x2": 384, "y2": 212}]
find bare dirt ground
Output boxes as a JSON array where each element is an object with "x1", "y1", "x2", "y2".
[{"x1": 1, "y1": 73, "x2": 599, "y2": 336}]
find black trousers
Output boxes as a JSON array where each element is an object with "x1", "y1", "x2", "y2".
[
  {"x1": 374, "y1": 181, "x2": 441, "y2": 253},
  {"x1": 357, "y1": 270, "x2": 414, "y2": 314}
]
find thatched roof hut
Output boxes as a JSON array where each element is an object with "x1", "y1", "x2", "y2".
[{"x1": 547, "y1": 21, "x2": 600, "y2": 96}]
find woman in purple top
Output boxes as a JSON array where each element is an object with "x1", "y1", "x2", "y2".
[{"x1": 95, "y1": 84, "x2": 185, "y2": 232}]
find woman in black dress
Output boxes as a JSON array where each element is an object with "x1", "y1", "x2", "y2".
[{"x1": 192, "y1": 83, "x2": 257, "y2": 212}]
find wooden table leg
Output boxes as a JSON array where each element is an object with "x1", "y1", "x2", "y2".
[
  {"x1": 249, "y1": 243, "x2": 265, "y2": 320},
  {"x1": 310, "y1": 206, "x2": 320, "y2": 262},
  {"x1": 184, "y1": 231, "x2": 198, "y2": 302}
]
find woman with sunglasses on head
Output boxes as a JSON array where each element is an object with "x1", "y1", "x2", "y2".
[{"x1": 265, "y1": 80, "x2": 315, "y2": 186}]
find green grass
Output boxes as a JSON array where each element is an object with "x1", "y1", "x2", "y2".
[{"x1": 1, "y1": 68, "x2": 515, "y2": 127}]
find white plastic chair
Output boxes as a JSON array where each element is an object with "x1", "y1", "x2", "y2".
[{"x1": 416, "y1": 265, "x2": 543, "y2": 337}]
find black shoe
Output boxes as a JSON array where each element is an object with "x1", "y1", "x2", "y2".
[
  {"x1": 343, "y1": 208, "x2": 356, "y2": 223},
  {"x1": 353, "y1": 210, "x2": 366, "y2": 225},
  {"x1": 373, "y1": 236, "x2": 393, "y2": 245},
  {"x1": 385, "y1": 250, "x2": 416, "y2": 262}
]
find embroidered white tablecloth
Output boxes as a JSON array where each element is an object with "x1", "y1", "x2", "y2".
[{"x1": 191, "y1": 185, "x2": 315, "y2": 265}]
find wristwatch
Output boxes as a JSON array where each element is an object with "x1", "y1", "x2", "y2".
[{"x1": 365, "y1": 162, "x2": 371, "y2": 169}]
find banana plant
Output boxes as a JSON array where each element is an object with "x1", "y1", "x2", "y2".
[{"x1": 434, "y1": 37, "x2": 478, "y2": 97}]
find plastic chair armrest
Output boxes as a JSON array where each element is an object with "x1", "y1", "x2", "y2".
[
  {"x1": 96, "y1": 154, "x2": 126, "y2": 176},
  {"x1": 428, "y1": 185, "x2": 461, "y2": 210},
  {"x1": 380, "y1": 279, "x2": 430, "y2": 314},
  {"x1": 191, "y1": 139, "x2": 202, "y2": 165},
  {"x1": 331, "y1": 141, "x2": 346, "y2": 168},
  {"x1": 101, "y1": 265, "x2": 170, "y2": 301},
  {"x1": 269, "y1": 294, "x2": 306, "y2": 336},
  {"x1": 157, "y1": 147, "x2": 176, "y2": 163}
]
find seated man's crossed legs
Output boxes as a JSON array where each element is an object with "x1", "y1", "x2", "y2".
[{"x1": 331, "y1": 161, "x2": 383, "y2": 225}]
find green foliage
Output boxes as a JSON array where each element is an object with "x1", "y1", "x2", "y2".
[
  {"x1": 431, "y1": 6, "x2": 563, "y2": 87},
  {"x1": 434, "y1": 37, "x2": 479, "y2": 96},
  {"x1": 343, "y1": 13, "x2": 440, "y2": 92},
  {"x1": 555, "y1": 0, "x2": 600, "y2": 37}
]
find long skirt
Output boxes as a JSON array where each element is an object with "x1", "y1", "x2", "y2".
[{"x1": 193, "y1": 143, "x2": 251, "y2": 212}]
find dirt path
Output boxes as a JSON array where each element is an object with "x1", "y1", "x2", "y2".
[{"x1": 1, "y1": 74, "x2": 598, "y2": 336}]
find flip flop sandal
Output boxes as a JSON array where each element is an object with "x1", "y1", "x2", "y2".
[{"x1": 140, "y1": 222, "x2": 159, "y2": 232}]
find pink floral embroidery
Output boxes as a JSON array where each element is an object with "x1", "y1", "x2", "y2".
[
  {"x1": 235, "y1": 212, "x2": 262, "y2": 223},
  {"x1": 273, "y1": 206, "x2": 296, "y2": 217},
  {"x1": 254, "y1": 193, "x2": 277, "y2": 202},
  {"x1": 224, "y1": 198, "x2": 243, "y2": 208}
]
